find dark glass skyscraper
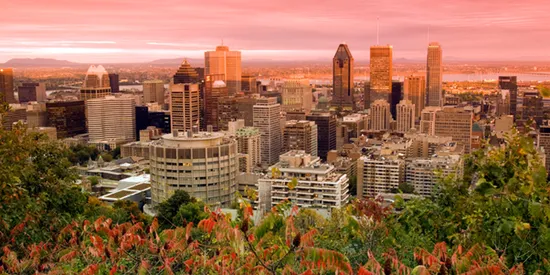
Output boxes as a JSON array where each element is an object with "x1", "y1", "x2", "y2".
[
  {"x1": 332, "y1": 44, "x2": 354, "y2": 111},
  {"x1": 306, "y1": 112, "x2": 336, "y2": 160},
  {"x1": 109, "y1": 73, "x2": 120, "y2": 93},
  {"x1": 135, "y1": 106, "x2": 149, "y2": 141},
  {"x1": 498, "y1": 76, "x2": 518, "y2": 118},
  {"x1": 390, "y1": 81, "x2": 403, "y2": 119},
  {"x1": 46, "y1": 100, "x2": 86, "y2": 139}
]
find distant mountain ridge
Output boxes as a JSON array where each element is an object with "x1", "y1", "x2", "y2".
[{"x1": 2, "y1": 58, "x2": 81, "y2": 67}]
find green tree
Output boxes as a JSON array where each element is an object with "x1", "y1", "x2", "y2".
[
  {"x1": 111, "y1": 147, "x2": 121, "y2": 159},
  {"x1": 393, "y1": 129, "x2": 550, "y2": 272},
  {"x1": 88, "y1": 176, "x2": 100, "y2": 186}
]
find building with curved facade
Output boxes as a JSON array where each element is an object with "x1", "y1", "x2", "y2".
[
  {"x1": 149, "y1": 131, "x2": 238, "y2": 206},
  {"x1": 80, "y1": 65, "x2": 112, "y2": 101}
]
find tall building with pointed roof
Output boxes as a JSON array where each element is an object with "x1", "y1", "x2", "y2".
[
  {"x1": 332, "y1": 44, "x2": 355, "y2": 111},
  {"x1": 173, "y1": 60, "x2": 200, "y2": 84},
  {"x1": 205, "y1": 45, "x2": 242, "y2": 95},
  {"x1": 170, "y1": 59, "x2": 201, "y2": 132}
]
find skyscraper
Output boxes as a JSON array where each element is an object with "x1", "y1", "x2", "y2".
[
  {"x1": 46, "y1": 100, "x2": 86, "y2": 139},
  {"x1": 396, "y1": 99, "x2": 415, "y2": 133},
  {"x1": 426, "y1": 42, "x2": 443, "y2": 107},
  {"x1": 281, "y1": 78, "x2": 313, "y2": 114},
  {"x1": 170, "y1": 60, "x2": 201, "y2": 132},
  {"x1": 170, "y1": 83, "x2": 200, "y2": 132},
  {"x1": 241, "y1": 75, "x2": 258, "y2": 94},
  {"x1": 108, "y1": 73, "x2": 120, "y2": 93},
  {"x1": 369, "y1": 45, "x2": 393, "y2": 104},
  {"x1": 236, "y1": 127, "x2": 262, "y2": 172},
  {"x1": 0, "y1": 68, "x2": 15, "y2": 104},
  {"x1": 87, "y1": 96, "x2": 136, "y2": 142},
  {"x1": 282, "y1": 120, "x2": 318, "y2": 156},
  {"x1": 332, "y1": 44, "x2": 355, "y2": 111},
  {"x1": 498, "y1": 76, "x2": 518, "y2": 118},
  {"x1": 253, "y1": 97, "x2": 282, "y2": 166},
  {"x1": 390, "y1": 81, "x2": 403, "y2": 119},
  {"x1": 434, "y1": 107, "x2": 473, "y2": 153},
  {"x1": 369, "y1": 99, "x2": 391, "y2": 131},
  {"x1": 143, "y1": 80, "x2": 165, "y2": 105},
  {"x1": 80, "y1": 65, "x2": 111, "y2": 101},
  {"x1": 521, "y1": 90, "x2": 544, "y2": 126},
  {"x1": 18, "y1": 83, "x2": 46, "y2": 103},
  {"x1": 217, "y1": 95, "x2": 256, "y2": 130},
  {"x1": 306, "y1": 112, "x2": 336, "y2": 160},
  {"x1": 204, "y1": 74, "x2": 228, "y2": 131},
  {"x1": 404, "y1": 75, "x2": 426, "y2": 119},
  {"x1": 205, "y1": 45, "x2": 242, "y2": 95}
]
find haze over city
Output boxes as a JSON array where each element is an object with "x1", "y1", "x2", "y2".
[{"x1": 2, "y1": 0, "x2": 549, "y2": 63}]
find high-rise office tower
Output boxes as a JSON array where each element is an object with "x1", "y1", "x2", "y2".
[
  {"x1": 332, "y1": 44, "x2": 355, "y2": 111},
  {"x1": 87, "y1": 96, "x2": 136, "y2": 142},
  {"x1": 369, "y1": 99, "x2": 391, "y2": 131},
  {"x1": 170, "y1": 82, "x2": 200, "y2": 132},
  {"x1": 170, "y1": 60, "x2": 201, "y2": 132},
  {"x1": 80, "y1": 65, "x2": 112, "y2": 101},
  {"x1": 0, "y1": 68, "x2": 15, "y2": 104},
  {"x1": 283, "y1": 120, "x2": 318, "y2": 156},
  {"x1": 149, "y1": 131, "x2": 238, "y2": 206},
  {"x1": 241, "y1": 75, "x2": 258, "y2": 94},
  {"x1": 18, "y1": 83, "x2": 46, "y2": 103},
  {"x1": 419, "y1": 106, "x2": 441, "y2": 135},
  {"x1": 108, "y1": 73, "x2": 119, "y2": 93},
  {"x1": 496, "y1": 89, "x2": 511, "y2": 116},
  {"x1": 390, "y1": 81, "x2": 403, "y2": 119},
  {"x1": 426, "y1": 42, "x2": 443, "y2": 107},
  {"x1": 143, "y1": 80, "x2": 165, "y2": 105},
  {"x1": 396, "y1": 99, "x2": 415, "y2": 133},
  {"x1": 306, "y1": 112, "x2": 336, "y2": 160},
  {"x1": 281, "y1": 78, "x2": 313, "y2": 114},
  {"x1": 46, "y1": 100, "x2": 86, "y2": 139},
  {"x1": 205, "y1": 45, "x2": 242, "y2": 95},
  {"x1": 253, "y1": 97, "x2": 282, "y2": 166},
  {"x1": 404, "y1": 75, "x2": 426, "y2": 119},
  {"x1": 218, "y1": 95, "x2": 256, "y2": 130},
  {"x1": 498, "y1": 76, "x2": 518, "y2": 118},
  {"x1": 236, "y1": 127, "x2": 262, "y2": 172},
  {"x1": 434, "y1": 107, "x2": 473, "y2": 153},
  {"x1": 521, "y1": 90, "x2": 544, "y2": 126},
  {"x1": 135, "y1": 105, "x2": 150, "y2": 141},
  {"x1": 369, "y1": 45, "x2": 393, "y2": 104},
  {"x1": 204, "y1": 74, "x2": 228, "y2": 131}
]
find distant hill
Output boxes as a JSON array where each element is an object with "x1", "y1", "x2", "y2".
[{"x1": 2, "y1": 58, "x2": 81, "y2": 68}]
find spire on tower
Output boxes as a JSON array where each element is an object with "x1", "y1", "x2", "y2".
[{"x1": 377, "y1": 17, "x2": 380, "y2": 45}]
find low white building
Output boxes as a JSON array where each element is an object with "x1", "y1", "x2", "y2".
[{"x1": 257, "y1": 150, "x2": 349, "y2": 213}]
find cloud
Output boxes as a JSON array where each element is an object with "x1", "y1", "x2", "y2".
[{"x1": 1, "y1": 0, "x2": 549, "y2": 63}]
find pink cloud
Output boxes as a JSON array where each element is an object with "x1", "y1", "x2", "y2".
[{"x1": 1, "y1": 0, "x2": 549, "y2": 63}]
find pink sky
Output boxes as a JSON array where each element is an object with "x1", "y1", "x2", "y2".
[{"x1": 1, "y1": 0, "x2": 549, "y2": 63}]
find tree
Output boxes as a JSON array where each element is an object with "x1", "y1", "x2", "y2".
[
  {"x1": 393, "y1": 129, "x2": 550, "y2": 272},
  {"x1": 157, "y1": 190, "x2": 200, "y2": 228},
  {"x1": 88, "y1": 176, "x2": 100, "y2": 186},
  {"x1": 100, "y1": 152, "x2": 113, "y2": 162},
  {"x1": 111, "y1": 147, "x2": 121, "y2": 159}
]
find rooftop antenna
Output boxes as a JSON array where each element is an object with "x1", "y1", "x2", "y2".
[
  {"x1": 427, "y1": 25, "x2": 431, "y2": 44},
  {"x1": 221, "y1": 39, "x2": 224, "y2": 46},
  {"x1": 376, "y1": 17, "x2": 380, "y2": 45}
]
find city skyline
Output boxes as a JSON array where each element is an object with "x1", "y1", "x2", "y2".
[{"x1": 1, "y1": 0, "x2": 549, "y2": 63}]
